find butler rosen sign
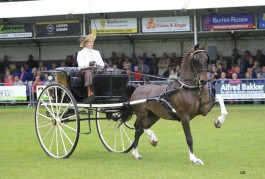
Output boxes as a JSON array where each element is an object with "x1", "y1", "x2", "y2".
[{"x1": 215, "y1": 79, "x2": 265, "y2": 99}]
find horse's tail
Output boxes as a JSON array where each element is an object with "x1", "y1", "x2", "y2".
[{"x1": 121, "y1": 84, "x2": 137, "y2": 121}]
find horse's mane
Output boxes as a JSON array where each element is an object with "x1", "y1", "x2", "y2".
[{"x1": 179, "y1": 44, "x2": 205, "y2": 74}]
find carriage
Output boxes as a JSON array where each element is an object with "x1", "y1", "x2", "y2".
[
  {"x1": 35, "y1": 67, "x2": 141, "y2": 158},
  {"x1": 35, "y1": 45, "x2": 228, "y2": 165}
]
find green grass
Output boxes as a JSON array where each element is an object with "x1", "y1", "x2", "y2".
[{"x1": 0, "y1": 105, "x2": 264, "y2": 179}]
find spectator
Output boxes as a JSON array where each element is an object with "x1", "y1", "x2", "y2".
[
  {"x1": 169, "y1": 52, "x2": 178, "y2": 70},
  {"x1": 10, "y1": 64, "x2": 19, "y2": 77},
  {"x1": 30, "y1": 67, "x2": 38, "y2": 81},
  {"x1": 261, "y1": 66, "x2": 265, "y2": 78},
  {"x1": 255, "y1": 49, "x2": 265, "y2": 67},
  {"x1": 252, "y1": 60, "x2": 261, "y2": 77},
  {"x1": 157, "y1": 52, "x2": 171, "y2": 77},
  {"x1": 217, "y1": 63, "x2": 227, "y2": 79},
  {"x1": 143, "y1": 52, "x2": 155, "y2": 74},
  {"x1": 234, "y1": 65, "x2": 244, "y2": 79},
  {"x1": 2, "y1": 55, "x2": 11, "y2": 71},
  {"x1": 38, "y1": 61, "x2": 47, "y2": 71},
  {"x1": 13, "y1": 75, "x2": 24, "y2": 86},
  {"x1": 244, "y1": 50, "x2": 254, "y2": 69},
  {"x1": 60, "y1": 61, "x2": 66, "y2": 68},
  {"x1": 24, "y1": 63, "x2": 32, "y2": 74},
  {"x1": 167, "y1": 68, "x2": 176, "y2": 82},
  {"x1": 131, "y1": 52, "x2": 139, "y2": 66},
  {"x1": 19, "y1": 66, "x2": 30, "y2": 83},
  {"x1": 220, "y1": 71, "x2": 227, "y2": 84},
  {"x1": 246, "y1": 67, "x2": 255, "y2": 79},
  {"x1": 51, "y1": 62, "x2": 57, "y2": 71},
  {"x1": 2, "y1": 68, "x2": 11, "y2": 83},
  {"x1": 138, "y1": 57, "x2": 150, "y2": 81},
  {"x1": 211, "y1": 64, "x2": 219, "y2": 79},
  {"x1": 31, "y1": 75, "x2": 44, "y2": 98},
  {"x1": 4, "y1": 74, "x2": 14, "y2": 86},
  {"x1": 150, "y1": 53, "x2": 158, "y2": 75},
  {"x1": 229, "y1": 72, "x2": 241, "y2": 104},
  {"x1": 133, "y1": 66, "x2": 142, "y2": 81},
  {"x1": 110, "y1": 51, "x2": 119, "y2": 66},
  {"x1": 26, "y1": 55, "x2": 38, "y2": 68},
  {"x1": 229, "y1": 49, "x2": 241, "y2": 68},
  {"x1": 36, "y1": 71, "x2": 44, "y2": 81}
]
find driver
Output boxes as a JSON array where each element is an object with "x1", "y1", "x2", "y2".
[{"x1": 77, "y1": 34, "x2": 104, "y2": 97}]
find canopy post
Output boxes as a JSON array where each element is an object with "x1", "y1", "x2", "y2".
[{"x1": 193, "y1": 10, "x2": 198, "y2": 45}]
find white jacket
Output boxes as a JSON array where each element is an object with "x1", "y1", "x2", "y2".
[{"x1": 77, "y1": 48, "x2": 104, "y2": 69}]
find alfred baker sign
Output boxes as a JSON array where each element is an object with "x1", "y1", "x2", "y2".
[{"x1": 215, "y1": 79, "x2": 265, "y2": 99}]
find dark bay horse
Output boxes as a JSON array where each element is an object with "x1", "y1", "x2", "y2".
[{"x1": 124, "y1": 44, "x2": 228, "y2": 165}]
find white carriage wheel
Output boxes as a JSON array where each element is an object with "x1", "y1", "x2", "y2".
[
  {"x1": 96, "y1": 111, "x2": 136, "y2": 153},
  {"x1": 35, "y1": 84, "x2": 80, "y2": 158}
]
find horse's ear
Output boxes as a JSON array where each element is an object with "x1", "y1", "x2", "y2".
[{"x1": 194, "y1": 44, "x2": 200, "y2": 50}]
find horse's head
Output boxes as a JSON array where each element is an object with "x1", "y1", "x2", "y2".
[{"x1": 180, "y1": 44, "x2": 209, "y2": 85}]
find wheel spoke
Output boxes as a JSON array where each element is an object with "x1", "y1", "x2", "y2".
[
  {"x1": 46, "y1": 89, "x2": 55, "y2": 118},
  {"x1": 121, "y1": 125, "x2": 133, "y2": 144},
  {"x1": 37, "y1": 111, "x2": 52, "y2": 121},
  {"x1": 38, "y1": 122, "x2": 52, "y2": 129},
  {"x1": 58, "y1": 125, "x2": 74, "y2": 146},
  {"x1": 41, "y1": 125, "x2": 54, "y2": 142},
  {"x1": 40, "y1": 98, "x2": 55, "y2": 118},
  {"x1": 60, "y1": 122, "x2": 77, "y2": 132},
  {"x1": 58, "y1": 125, "x2": 67, "y2": 155},
  {"x1": 49, "y1": 128, "x2": 56, "y2": 152}
]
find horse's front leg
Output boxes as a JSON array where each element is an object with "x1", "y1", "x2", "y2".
[
  {"x1": 181, "y1": 119, "x2": 204, "y2": 165},
  {"x1": 214, "y1": 96, "x2": 228, "y2": 128}
]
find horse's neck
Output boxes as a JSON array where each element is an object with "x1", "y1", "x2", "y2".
[{"x1": 179, "y1": 63, "x2": 195, "y2": 82}]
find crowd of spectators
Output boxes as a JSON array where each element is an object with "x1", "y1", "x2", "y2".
[{"x1": 1, "y1": 48, "x2": 265, "y2": 87}]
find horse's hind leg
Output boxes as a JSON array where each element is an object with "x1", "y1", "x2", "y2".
[
  {"x1": 132, "y1": 120, "x2": 144, "y2": 159},
  {"x1": 181, "y1": 119, "x2": 204, "y2": 165}
]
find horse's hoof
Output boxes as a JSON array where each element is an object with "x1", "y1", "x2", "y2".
[
  {"x1": 214, "y1": 118, "x2": 222, "y2": 128},
  {"x1": 150, "y1": 140, "x2": 158, "y2": 147},
  {"x1": 193, "y1": 159, "x2": 204, "y2": 165}
]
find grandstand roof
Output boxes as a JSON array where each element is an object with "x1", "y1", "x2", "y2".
[{"x1": 0, "y1": 0, "x2": 265, "y2": 18}]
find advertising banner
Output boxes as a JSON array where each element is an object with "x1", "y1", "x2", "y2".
[
  {"x1": 258, "y1": 13, "x2": 265, "y2": 29},
  {"x1": 142, "y1": 16, "x2": 190, "y2": 33},
  {"x1": 91, "y1": 18, "x2": 137, "y2": 34},
  {"x1": 0, "y1": 86, "x2": 27, "y2": 101},
  {"x1": 35, "y1": 20, "x2": 80, "y2": 37},
  {"x1": 202, "y1": 14, "x2": 255, "y2": 31},
  {"x1": 215, "y1": 79, "x2": 265, "y2": 99},
  {"x1": 0, "y1": 24, "x2": 33, "y2": 38},
  {"x1": 36, "y1": 85, "x2": 47, "y2": 99}
]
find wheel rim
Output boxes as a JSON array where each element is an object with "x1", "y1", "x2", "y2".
[
  {"x1": 35, "y1": 84, "x2": 80, "y2": 158},
  {"x1": 96, "y1": 111, "x2": 135, "y2": 153}
]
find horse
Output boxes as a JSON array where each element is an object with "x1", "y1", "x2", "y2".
[{"x1": 123, "y1": 44, "x2": 228, "y2": 165}]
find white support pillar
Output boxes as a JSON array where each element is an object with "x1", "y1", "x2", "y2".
[
  {"x1": 82, "y1": 14, "x2": 86, "y2": 36},
  {"x1": 193, "y1": 10, "x2": 198, "y2": 45}
]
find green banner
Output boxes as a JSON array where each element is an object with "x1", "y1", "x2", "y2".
[{"x1": 0, "y1": 23, "x2": 33, "y2": 38}]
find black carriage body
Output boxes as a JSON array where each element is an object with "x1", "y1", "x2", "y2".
[{"x1": 55, "y1": 67, "x2": 129, "y2": 102}]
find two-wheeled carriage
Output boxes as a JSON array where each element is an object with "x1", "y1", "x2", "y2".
[{"x1": 35, "y1": 67, "x2": 140, "y2": 158}]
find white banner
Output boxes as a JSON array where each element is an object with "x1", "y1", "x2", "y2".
[
  {"x1": 0, "y1": 86, "x2": 27, "y2": 101},
  {"x1": 215, "y1": 79, "x2": 265, "y2": 99},
  {"x1": 142, "y1": 16, "x2": 190, "y2": 32},
  {"x1": 91, "y1": 18, "x2": 137, "y2": 34}
]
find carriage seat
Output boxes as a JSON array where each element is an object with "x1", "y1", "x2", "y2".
[{"x1": 56, "y1": 67, "x2": 83, "y2": 87}]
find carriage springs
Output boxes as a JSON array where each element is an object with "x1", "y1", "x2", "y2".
[{"x1": 221, "y1": 83, "x2": 265, "y2": 92}]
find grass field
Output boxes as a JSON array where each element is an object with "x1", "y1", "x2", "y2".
[{"x1": 0, "y1": 105, "x2": 264, "y2": 179}]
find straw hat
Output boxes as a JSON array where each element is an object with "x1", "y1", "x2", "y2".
[{"x1": 80, "y1": 34, "x2": 96, "y2": 47}]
